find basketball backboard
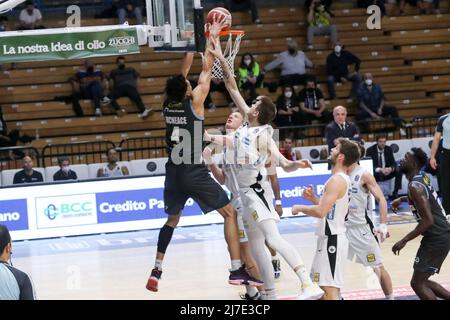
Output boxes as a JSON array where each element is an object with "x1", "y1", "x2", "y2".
[{"x1": 146, "y1": 0, "x2": 205, "y2": 52}]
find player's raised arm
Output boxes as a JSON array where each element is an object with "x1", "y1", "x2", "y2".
[
  {"x1": 292, "y1": 175, "x2": 347, "y2": 218},
  {"x1": 203, "y1": 146, "x2": 226, "y2": 184},
  {"x1": 180, "y1": 52, "x2": 195, "y2": 78},
  {"x1": 207, "y1": 37, "x2": 250, "y2": 116},
  {"x1": 363, "y1": 171, "x2": 389, "y2": 241}
]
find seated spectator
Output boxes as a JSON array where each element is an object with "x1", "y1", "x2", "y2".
[
  {"x1": 97, "y1": 148, "x2": 129, "y2": 177},
  {"x1": 297, "y1": 77, "x2": 332, "y2": 125},
  {"x1": 0, "y1": 107, "x2": 33, "y2": 149},
  {"x1": 279, "y1": 137, "x2": 302, "y2": 160},
  {"x1": 357, "y1": 0, "x2": 386, "y2": 16},
  {"x1": 397, "y1": 0, "x2": 426, "y2": 15},
  {"x1": 70, "y1": 60, "x2": 111, "y2": 117},
  {"x1": 117, "y1": 0, "x2": 143, "y2": 25},
  {"x1": 356, "y1": 73, "x2": 405, "y2": 136},
  {"x1": 109, "y1": 56, "x2": 153, "y2": 119},
  {"x1": 208, "y1": 78, "x2": 234, "y2": 109},
  {"x1": 17, "y1": 1, "x2": 45, "y2": 30},
  {"x1": 224, "y1": 0, "x2": 261, "y2": 24},
  {"x1": 237, "y1": 53, "x2": 264, "y2": 104},
  {"x1": 53, "y1": 156, "x2": 78, "y2": 181},
  {"x1": 306, "y1": 0, "x2": 338, "y2": 50},
  {"x1": 264, "y1": 40, "x2": 313, "y2": 88},
  {"x1": 275, "y1": 86, "x2": 301, "y2": 127},
  {"x1": 13, "y1": 156, "x2": 43, "y2": 184},
  {"x1": 325, "y1": 105, "x2": 361, "y2": 152},
  {"x1": 326, "y1": 41, "x2": 361, "y2": 99},
  {"x1": 0, "y1": 225, "x2": 36, "y2": 300},
  {"x1": 366, "y1": 135, "x2": 397, "y2": 198},
  {"x1": 305, "y1": 0, "x2": 335, "y2": 16}
]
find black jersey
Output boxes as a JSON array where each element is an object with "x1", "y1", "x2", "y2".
[
  {"x1": 163, "y1": 99, "x2": 205, "y2": 165},
  {"x1": 408, "y1": 173, "x2": 450, "y2": 245}
]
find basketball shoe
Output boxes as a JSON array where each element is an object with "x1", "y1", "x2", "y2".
[
  {"x1": 229, "y1": 266, "x2": 264, "y2": 287},
  {"x1": 146, "y1": 268, "x2": 162, "y2": 292}
]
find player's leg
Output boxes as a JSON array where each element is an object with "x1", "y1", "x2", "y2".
[
  {"x1": 320, "y1": 286, "x2": 341, "y2": 300},
  {"x1": 265, "y1": 241, "x2": 281, "y2": 279},
  {"x1": 258, "y1": 219, "x2": 324, "y2": 299},
  {"x1": 425, "y1": 280, "x2": 450, "y2": 300},
  {"x1": 373, "y1": 265, "x2": 394, "y2": 299},
  {"x1": 410, "y1": 271, "x2": 438, "y2": 300}
]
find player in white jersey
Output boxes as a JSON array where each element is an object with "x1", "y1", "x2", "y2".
[
  {"x1": 345, "y1": 144, "x2": 394, "y2": 299},
  {"x1": 292, "y1": 138, "x2": 360, "y2": 300},
  {"x1": 206, "y1": 37, "x2": 324, "y2": 300}
]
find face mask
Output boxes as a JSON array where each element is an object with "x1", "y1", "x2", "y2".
[
  {"x1": 365, "y1": 79, "x2": 373, "y2": 86},
  {"x1": 62, "y1": 166, "x2": 70, "y2": 173},
  {"x1": 334, "y1": 45, "x2": 342, "y2": 53},
  {"x1": 87, "y1": 66, "x2": 94, "y2": 72},
  {"x1": 243, "y1": 59, "x2": 251, "y2": 66},
  {"x1": 288, "y1": 48, "x2": 296, "y2": 55},
  {"x1": 284, "y1": 91, "x2": 293, "y2": 98}
]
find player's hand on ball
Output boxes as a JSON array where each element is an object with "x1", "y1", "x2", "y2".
[{"x1": 392, "y1": 239, "x2": 406, "y2": 255}]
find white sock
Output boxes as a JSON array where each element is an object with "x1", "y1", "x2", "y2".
[
  {"x1": 231, "y1": 260, "x2": 242, "y2": 271},
  {"x1": 154, "y1": 259, "x2": 163, "y2": 270},
  {"x1": 246, "y1": 286, "x2": 258, "y2": 297},
  {"x1": 385, "y1": 294, "x2": 395, "y2": 300}
]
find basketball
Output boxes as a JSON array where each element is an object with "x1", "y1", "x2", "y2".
[{"x1": 206, "y1": 7, "x2": 232, "y2": 31}]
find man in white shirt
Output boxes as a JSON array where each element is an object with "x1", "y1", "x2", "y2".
[{"x1": 18, "y1": 1, "x2": 45, "y2": 30}]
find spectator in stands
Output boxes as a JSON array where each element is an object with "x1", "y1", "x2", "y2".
[
  {"x1": 264, "y1": 40, "x2": 313, "y2": 88},
  {"x1": 237, "y1": 53, "x2": 264, "y2": 104},
  {"x1": 17, "y1": 1, "x2": 45, "y2": 30},
  {"x1": 0, "y1": 225, "x2": 36, "y2": 300},
  {"x1": 207, "y1": 78, "x2": 234, "y2": 110},
  {"x1": 319, "y1": 147, "x2": 329, "y2": 160},
  {"x1": 0, "y1": 107, "x2": 33, "y2": 149},
  {"x1": 109, "y1": 56, "x2": 153, "y2": 119},
  {"x1": 13, "y1": 156, "x2": 43, "y2": 184},
  {"x1": 53, "y1": 156, "x2": 78, "y2": 181},
  {"x1": 366, "y1": 135, "x2": 397, "y2": 198},
  {"x1": 430, "y1": 0, "x2": 449, "y2": 14},
  {"x1": 117, "y1": 0, "x2": 144, "y2": 25},
  {"x1": 297, "y1": 76, "x2": 332, "y2": 125},
  {"x1": 97, "y1": 148, "x2": 129, "y2": 177},
  {"x1": 224, "y1": 0, "x2": 261, "y2": 24},
  {"x1": 306, "y1": 0, "x2": 338, "y2": 50},
  {"x1": 279, "y1": 136, "x2": 302, "y2": 161},
  {"x1": 325, "y1": 105, "x2": 360, "y2": 152},
  {"x1": 357, "y1": 0, "x2": 387, "y2": 16},
  {"x1": 305, "y1": 0, "x2": 335, "y2": 16},
  {"x1": 397, "y1": 0, "x2": 426, "y2": 15},
  {"x1": 275, "y1": 86, "x2": 301, "y2": 127},
  {"x1": 70, "y1": 60, "x2": 111, "y2": 117},
  {"x1": 356, "y1": 73, "x2": 406, "y2": 136},
  {"x1": 326, "y1": 41, "x2": 361, "y2": 100},
  {"x1": 0, "y1": 16, "x2": 8, "y2": 31}
]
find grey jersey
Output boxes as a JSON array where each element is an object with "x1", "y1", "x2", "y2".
[
  {"x1": 0, "y1": 262, "x2": 35, "y2": 300},
  {"x1": 346, "y1": 165, "x2": 373, "y2": 226}
]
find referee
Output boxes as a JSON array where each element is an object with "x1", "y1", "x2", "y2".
[
  {"x1": 430, "y1": 112, "x2": 450, "y2": 216},
  {"x1": 0, "y1": 225, "x2": 36, "y2": 300}
]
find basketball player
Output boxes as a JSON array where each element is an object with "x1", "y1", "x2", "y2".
[
  {"x1": 207, "y1": 38, "x2": 324, "y2": 300},
  {"x1": 345, "y1": 143, "x2": 394, "y2": 299},
  {"x1": 293, "y1": 138, "x2": 360, "y2": 300},
  {"x1": 146, "y1": 19, "x2": 262, "y2": 292},
  {"x1": 391, "y1": 148, "x2": 450, "y2": 300}
]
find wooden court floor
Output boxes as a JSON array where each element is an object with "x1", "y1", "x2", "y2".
[{"x1": 11, "y1": 217, "x2": 450, "y2": 300}]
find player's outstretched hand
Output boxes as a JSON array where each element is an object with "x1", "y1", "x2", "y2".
[
  {"x1": 296, "y1": 159, "x2": 313, "y2": 170},
  {"x1": 206, "y1": 14, "x2": 227, "y2": 39},
  {"x1": 302, "y1": 184, "x2": 319, "y2": 204},
  {"x1": 203, "y1": 147, "x2": 213, "y2": 164},
  {"x1": 390, "y1": 197, "x2": 402, "y2": 212},
  {"x1": 392, "y1": 239, "x2": 406, "y2": 255},
  {"x1": 292, "y1": 205, "x2": 305, "y2": 216},
  {"x1": 374, "y1": 223, "x2": 390, "y2": 242},
  {"x1": 207, "y1": 36, "x2": 224, "y2": 60}
]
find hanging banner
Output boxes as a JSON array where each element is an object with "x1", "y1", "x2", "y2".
[{"x1": 0, "y1": 27, "x2": 140, "y2": 63}]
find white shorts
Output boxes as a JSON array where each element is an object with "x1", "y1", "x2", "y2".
[
  {"x1": 346, "y1": 224, "x2": 383, "y2": 267},
  {"x1": 241, "y1": 183, "x2": 279, "y2": 233},
  {"x1": 310, "y1": 233, "x2": 348, "y2": 289}
]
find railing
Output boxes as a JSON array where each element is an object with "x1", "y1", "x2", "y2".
[
  {"x1": 41, "y1": 140, "x2": 115, "y2": 167},
  {"x1": 0, "y1": 146, "x2": 41, "y2": 170},
  {"x1": 119, "y1": 137, "x2": 167, "y2": 161},
  {"x1": 410, "y1": 116, "x2": 438, "y2": 138}
]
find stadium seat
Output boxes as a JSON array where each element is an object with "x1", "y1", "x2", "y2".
[{"x1": 1, "y1": 168, "x2": 46, "y2": 186}]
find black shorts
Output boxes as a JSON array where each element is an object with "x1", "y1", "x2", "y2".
[
  {"x1": 413, "y1": 239, "x2": 450, "y2": 274},
  {"x1": 164, "y1": 162, "x2": 231, "y2": 215}
]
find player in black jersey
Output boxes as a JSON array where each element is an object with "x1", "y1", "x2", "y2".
[
  {"x1": 146, "y1": 20, "x2": 263, "y2": 293},
  {"x1": 392, "y1": 148, "x2": 450, "y2": 300}
]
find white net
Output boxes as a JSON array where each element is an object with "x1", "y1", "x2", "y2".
[
  {"x1": 211, "y1": 31, "x2": 244, "y2": 80},
  {"x1": 0, "y1": 0, "x2": 25, "y2": 14}
]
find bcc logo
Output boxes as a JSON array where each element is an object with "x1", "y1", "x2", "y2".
[{"x1": 44, "y1": 202, "x2": 92, "y2": 220}]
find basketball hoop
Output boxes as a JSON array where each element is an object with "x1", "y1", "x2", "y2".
[{"x1": 205, "y1": 30, "x2": 245, "y2": 80}]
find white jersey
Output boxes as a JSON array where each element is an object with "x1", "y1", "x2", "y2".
[
  {"x1": 100, "y1": 164, "x2": 125, "y2": 177},
  {"x1": 316, "y1": 172, "x2": 350, "y2": 236},
  {"x1": 231, "y1": 124, "x2": 273, "y2": 188},
  {"x1": 347, "y1": 165, "x2": 373, "y2": 226}
]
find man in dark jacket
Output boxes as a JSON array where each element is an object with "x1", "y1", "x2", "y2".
[{"x1": 325, "y1": 105, "x2": 360, "y2": 152}]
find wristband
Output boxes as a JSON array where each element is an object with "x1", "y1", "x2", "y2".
[{"x1": 275, "y1": 200, "x2": 282, "y2": 206}]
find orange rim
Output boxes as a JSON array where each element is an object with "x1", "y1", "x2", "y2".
[{"x1": 205, "y1": 30, "x2": 245, "y2": 37}]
